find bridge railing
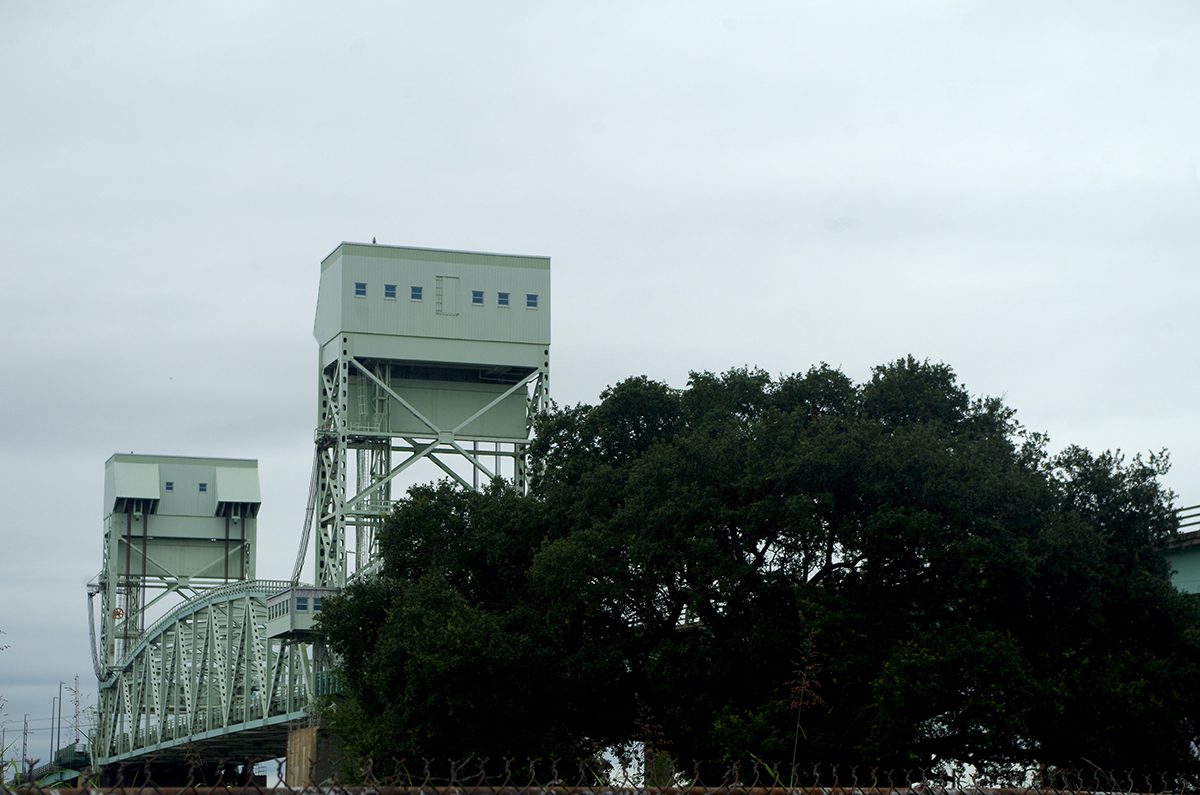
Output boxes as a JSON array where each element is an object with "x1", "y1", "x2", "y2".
[{"x1": 1177, "y1": 503, "x2": 1200, "y2": 532}]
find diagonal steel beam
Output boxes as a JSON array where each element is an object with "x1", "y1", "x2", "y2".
[
  {"x1": 340, "y1": 438, "x2": 439, "y2": 512},
  {"x1": 451, "y1": 370, "x2": 539, "y2": 433},
  {"x1": 350, "y1": 357, "x2": 441, "y2": 434},
  {"x1": 427, "y1": 453, "x2": 477, "y2": 490},
  {"x1": 187, "y1": 545, "x2": 251, "y2": 580},
  {"x1": 448, "y1": 440, "x2": 499, "y2": 482}
]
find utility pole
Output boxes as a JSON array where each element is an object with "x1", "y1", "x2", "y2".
[
  {"x1": 72, "y1": 675, "x2": 81, "y2": 747},
  {"x1": 55, "y1": 681, "x2": 63, "y2": 762},
  {"x1": 20, "y1": 714, "x2": 27, "y2": 782},
  {"x1": 49, "y1": 696, "x2": 56, "y2": 764}
]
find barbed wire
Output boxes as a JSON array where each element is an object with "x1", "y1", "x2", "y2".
[{"x1": 1, "y1": 757, "x2": 1192, "y2": 795}]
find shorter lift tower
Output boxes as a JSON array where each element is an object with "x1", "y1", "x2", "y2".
[
  {"x1": 311, "y1": 243, "x2": 550, "y2": 588},
  {"x1": 91, "y1": 455, "x2": 261, "y2": 758},
  {"x1": 93, "y1": 455, "x2": 261, "y2": 673}
]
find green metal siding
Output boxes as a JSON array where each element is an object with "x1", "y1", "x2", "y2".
[
  {"x1": 314, "y1": 244, "x2": 550, "y2": 357},
  {"x1": 1167, "y1": 546, "x2": 1200, "y2": 594},
  {"x1": 103, "y1": 455, "x2": 261, "y2": 585},
  {"x1": 347, "y1": 376, "x2": 530, "y2": 440}
]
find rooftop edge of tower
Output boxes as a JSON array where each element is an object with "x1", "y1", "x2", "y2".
[{"x1": 321, "y1": 242, "x2": 550, "y2": 273}]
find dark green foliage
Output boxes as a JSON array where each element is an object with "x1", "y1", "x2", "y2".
[
  {"x1": 318, "y1": 483, "x2": 634, "y2": 773},
  {"x1": 319, "y1": 357, "x2": 1200, "y2": 780}
]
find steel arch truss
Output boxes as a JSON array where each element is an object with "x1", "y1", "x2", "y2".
[{"x1": 95, "y1": 580, "x2": 312, "y2": 765}]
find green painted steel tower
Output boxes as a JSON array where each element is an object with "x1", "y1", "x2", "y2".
[
  {"x1": 90, "y1": 454, "x2": 264, "y2": 760},
  {"x1": 93, "y1": 454, "x2": 261, "y2": 673},
  {"x1": 310, "y1": 242, "x2": 551, "y2": 588}
]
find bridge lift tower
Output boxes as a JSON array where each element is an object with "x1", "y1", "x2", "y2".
[
  {"x1": 92, "y1": 455, "x2": 261, "y2": 673},
  {"x1": 90, "y1": 455, "x2": 266, "y2": 765},
  {"x1": 308, "y1": 243, "x2": 551, "y2": 588},
  {"x1": 84, "y1": 243, "x2": 548, "y2": 780}
]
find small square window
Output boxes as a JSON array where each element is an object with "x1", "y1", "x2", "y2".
[
  {"x1": 164, "y1": 481, "x2": 174, "y2": 492},
  {"x1": 198, "y1": 483, "x2": 208, "y2": 493},
  {"x1": 498, "y1": 292, "x2": 510, "y2": 307},
  {"x1": 313, "y1": 598, "x2": 323, "y2": 612},
  {"x1": 471, "y1": 290, "x2": 484, "y2": 305},
  {"x1": 526, "y1": 293, "x2": 539, "y2": 308},
  {"x1": 384, "y1": 284, "x2": 397, "y2": 300},
  {"x1": 296, "y1": 597, "x2": 308, "y2": 612},
  {"x1": 354, "y1": 282, "x2": 367, "y2": 298},
  {"x1": 411, "y1": 286, "x2": 423, "y2": 301}
]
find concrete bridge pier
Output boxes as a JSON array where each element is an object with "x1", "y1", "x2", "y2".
[{"x1": 287, "y1": 723, "x2": 338, "y2": 786}]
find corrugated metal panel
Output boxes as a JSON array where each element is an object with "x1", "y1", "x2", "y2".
[
  {"x1": 108, "y1": 462, "x2": 160, "y2": 510},
  {"x1": 1168, "y1": 545, "x2": 1200, "y2": 594},
  {"x1": 315, "y1": 243, "x2": 550, "y2": 369},
  {"x1": 348, "y1": 377, "x2": 529, "y2": 440},
  {"x1": 436, "y1": 275, "x2": 460, "y2": 316},
  {"x1": 215, "y1": 466, "x2": 262, "y2": 505},
  {"x1": 337, "y1": 256, "x2": 549, "y2": 344},
  {"x1": 340, "y1": 335, "x2": 544, "y2": 370},
  {"x1": 313, "y1": 255, "x2": 345, "y2": 346}
]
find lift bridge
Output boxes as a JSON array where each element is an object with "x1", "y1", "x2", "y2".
[{"x1": 87, "y1": 243, "x2": 550, "y2": 780}]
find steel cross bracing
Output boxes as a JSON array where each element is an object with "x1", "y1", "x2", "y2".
[
  {"x1": 94, "y1": 580, "x2": 312, "y2": 765},
  {"x1": 314, "y1": 352, "x2": 550, "y2": 588},
  {"x1": 94, "y1": 516, "x2": 253, "y2": 675}
]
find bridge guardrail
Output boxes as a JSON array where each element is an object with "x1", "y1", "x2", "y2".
[{"x1": 1177, "y1": 503, "x2": 1200, "y2": 532}]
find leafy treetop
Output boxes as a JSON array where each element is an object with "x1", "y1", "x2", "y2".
[{"x1": 318, "y1": 357, "x2": 1196, "y2": 782}]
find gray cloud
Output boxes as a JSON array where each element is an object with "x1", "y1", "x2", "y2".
[{"x1": 2, "y1": 0, "x2": 1198, "y2": 760}]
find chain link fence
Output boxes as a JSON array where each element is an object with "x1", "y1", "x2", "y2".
[{"x1": 2, "y1": 757, "x2": 1192, "y2": 795}]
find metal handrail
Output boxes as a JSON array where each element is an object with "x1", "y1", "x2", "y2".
[{"x1": 1177, "y1": 503, "x2": 1200, "y2": 531}]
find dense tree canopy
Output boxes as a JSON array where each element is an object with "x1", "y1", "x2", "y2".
[{"x1": 318, "y1": 357, "x2": 1200, "y2": 780}]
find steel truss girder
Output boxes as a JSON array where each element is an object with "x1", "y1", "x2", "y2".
[{"x1": 95, "y1": 580, "x2": 312, "y2": 766}]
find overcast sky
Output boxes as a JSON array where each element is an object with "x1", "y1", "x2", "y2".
[{"x1": 2, "y1": 0, "x2": 1198, "y2": 764}]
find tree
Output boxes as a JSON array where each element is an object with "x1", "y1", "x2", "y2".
[
  {"x1": 317, "y1": 484, "x2": 634, "y2": 774},
  {"x1": 319, "y1": 358, "x2": 1200, "y2": 781}
]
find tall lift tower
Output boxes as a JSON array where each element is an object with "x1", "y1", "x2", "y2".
[{"x1": 310, "y1": 243, "x2": 550, "y2": 588}]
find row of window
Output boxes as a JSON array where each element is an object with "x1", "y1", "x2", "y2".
[
  {"x1": 164, "y1": 481, "x2": 206, "y2": 493},
  {"x1": 353, "y1": 282, "x2": 539, "y2": 308},
  {"x1": 268, "y1": 596, "x2": 324, "y2": 620}
]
